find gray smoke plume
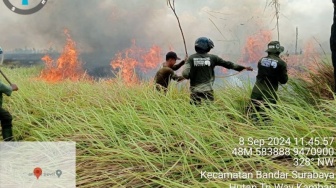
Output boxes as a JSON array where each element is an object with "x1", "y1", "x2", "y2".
[{"x1": 0, "y1": 0, "x2": 333, "y2": 77}]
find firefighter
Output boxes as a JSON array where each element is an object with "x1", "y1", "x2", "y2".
[
  {"x1": 182, "y1": 37, "x2": 253, "y2": 105},
  {"x1": 250, "y1": 41, "x2": 288, "y2": 120},
  {"x1": 0, "y1": 47, "x2": 19, "y2": 141},
  {"x1": 0, "y1": 82, "x2": 18, "y2": 141},
  {"x1": 154, "y1": 51, "x2": 186, "y2": 93},
  {"x1": 331, "y1": 0, "x2": 336, "y2": 92}
]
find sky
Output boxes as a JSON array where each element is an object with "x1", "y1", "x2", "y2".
[{"x1": 0, "y1": 0, "x2": 333, "y2": 59}]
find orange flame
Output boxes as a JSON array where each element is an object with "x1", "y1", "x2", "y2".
[
  {"x1": 110, "y1": 40, "x2": 162, "y2": 85},
  {"x1": 40, "y1": 30, "x2": 89, "y2": 82},
  {"x1": 140, "y1": 45, "x2": 161, "y2": 73},
  {"x1": 285, "y1": 39, "x2": 320, "y2": 79},
  {"x1": 239, "y1": 30, "x2": 272, "y2": 65},
  {"x1": 111, "y1": 50, "x2": 139, "y2": 84}
]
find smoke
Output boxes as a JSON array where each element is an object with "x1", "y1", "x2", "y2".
[
  {"x1": 0, "y1": 0, "x2": 333, "y2": 68},
  {"x1": 13, "y1": 0, "x2": 167, "y2": 53}
]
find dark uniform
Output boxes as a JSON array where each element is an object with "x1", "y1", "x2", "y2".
[
  {"x1": 0, "y1": 81, "x2": 14, "y2": 141},
  {"x1": 183, "y1": 54, "x2": 246, "y2": 104},
  {"x1": 154, "y1": 52, "x2": 185, "y2": 93},
  {"x1": 250, "y1": 41, "x2": 288, "y2": 117},
  {"x1": 182, "y1": 37, "x2": 251, "y2": 105},
  {"x1": 331, "y1": 1, "x2": 336, "y2": 92}
]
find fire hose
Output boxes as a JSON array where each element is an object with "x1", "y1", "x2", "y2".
[
  {"x1": 215, "y1": 69, "x2": 257, "y2": 78},
  {"x1": 178, "y1": 70, "x2": 257, "y2": 84}
]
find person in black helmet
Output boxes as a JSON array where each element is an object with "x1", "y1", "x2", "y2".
[{"x1": 182, "y1": 37, "x2": 253, "y2": 105}]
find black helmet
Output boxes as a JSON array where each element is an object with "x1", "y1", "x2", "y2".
[{"x1": 195, "y1": 37, "x2": 214, "y2": 53}]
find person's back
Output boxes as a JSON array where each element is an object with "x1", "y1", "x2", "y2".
[
  {"x1": 251, "y1": 41, "x2": 288, "y2": 103},
  {"x1": 183, "y1": 37, "x2": 252, "y2": 104},
  {"x1": 185, "y1": 53, "x2": 245, "y2": 92}
]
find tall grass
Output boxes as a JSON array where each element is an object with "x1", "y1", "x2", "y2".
[
  {"x1": 298, "y1": 61, "x2": 334, "y2": 100},
  {"x1": 2, "y1": 66, "x2": 336, "y2": 187}
]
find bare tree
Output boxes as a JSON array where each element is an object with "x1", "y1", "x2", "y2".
[
  {"x1": 166, "y1": 0, "x2": 188, "y2": 56},
  {"x1": 267, "y1": 0, "x2": 281, "y2": 41}
]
